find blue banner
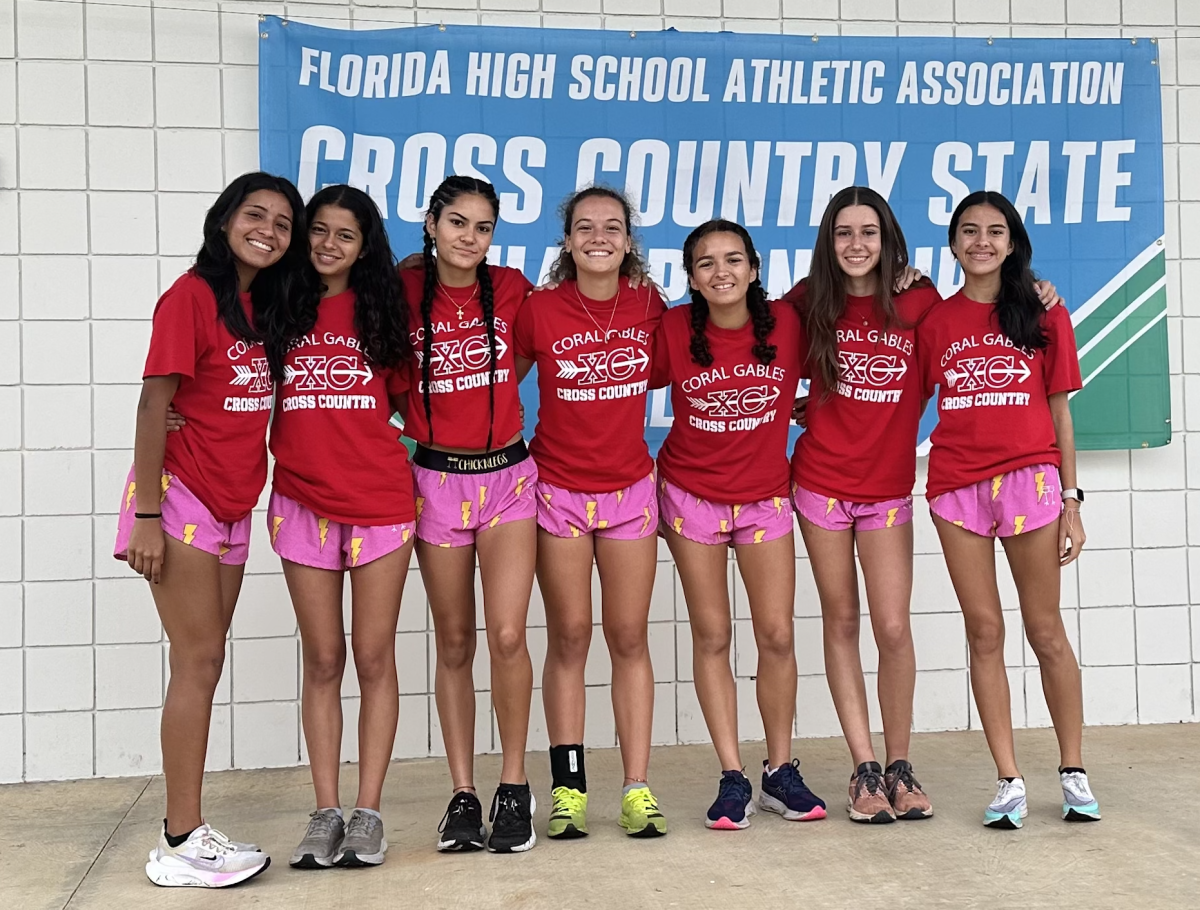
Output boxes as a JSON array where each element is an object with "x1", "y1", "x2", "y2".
[{"x1": 260, "y1": 19, "x2": 1167, "y2": 451}]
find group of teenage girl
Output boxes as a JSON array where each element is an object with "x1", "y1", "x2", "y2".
[{"x1": 117, "y1": 168, "x2": 1100, "y2": 889}]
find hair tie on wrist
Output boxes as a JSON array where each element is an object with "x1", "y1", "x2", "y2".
[{"x1": 135, "y1": 512, "x2": 162, "y2": 520}]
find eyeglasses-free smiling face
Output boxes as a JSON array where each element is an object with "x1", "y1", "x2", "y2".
[
  {"x1": 426, "y1": 193, "x2": 496, "y2": 273},
  {"x1": 564, "y1": 195, "x2": 631, "y2": 278},
  {"x1": 224, "y1": 189, "x2": 293, "y2": 271},
  {"x1": 309, "y1": 204, "x2": 364, "y2": 280},
  {"x1": 833, "y1": 204, "x2": 882, "y2": 281},
  {"x1": 951, "y1": 203, "x2": 1015, "y2": 278},
  {"x1": 688, "y1": 231, "x2": 757, "y2": 309}
]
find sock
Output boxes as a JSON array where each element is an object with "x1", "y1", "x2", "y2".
[
  {"x1": 163, "y1": 820, "x2": 196, "y2": 848},
  {"x1": 766, "y1": 764, "x2": 780, "y2": 777},
  {"x1": 319, "y1": 807, "x2": 344, "y2": 819},
  {"x1": 853, "y1": 761, "x2": 882, "y2": 780},
  {"x1": 1002, "y1": 776, "x2": 1020, "y2": 783},
  {"x1": 550, "y1": 744, "x2": 586, "y2": 793},
  {"x1": 1059, "y1": 766, "x2": 1086, "y2": 776},
  {"x1": 622, "y1": 782, "x2": 646, "y2": 796},
  {"x1": 352, "y1": 807, "x2": 381, "y2": 819}
]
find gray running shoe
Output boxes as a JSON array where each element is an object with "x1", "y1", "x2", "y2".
[
  {"x1": 335, "y1": 810, "x2": 387, "y2": 867},
  {"x1": 289, "y1": 809, "x2": 344, "y2": 869}
]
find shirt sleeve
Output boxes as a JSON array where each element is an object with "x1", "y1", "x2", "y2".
[
  {"x1": 780, "y1": 278, "x2": 807, "y2": 313},
  {"x1": 384, "y1": 364, "x2": 410, "y2": 399},
  {"x1": 915, "y1": 307, "x2": 939, "y2": 401},
  {"x1": 1042, "y1": 304, "x2": 1083, "y2": 395},
  {"x1": 143, "y1": 280, "x2": 210, "y2": 380},
  {"x1": 648, "y1": 312, "x2": 674, "y2": 390},
  {"x1": 513, "y1": 293, "x2": 537, "y2": 360}
]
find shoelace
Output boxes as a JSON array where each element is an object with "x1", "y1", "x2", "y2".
[
  {"x1": 889, "y1": 763, "x2": 922, "y2": 796},
  {"x1": 304, "y1": 811, "x2": 340, "y2": 841},
  {"x1": 490, "y1": 791, "x2": 529, "y2": 835},
  {"x1": 552, "y1": 789, "x2": 585, "y2": 816},
  {"x1": 774, "y1": 760, "x2": 808, "y2": 797},
  {"x1": 196, "y1": 826, "x2": 237, "y2": 855},
  {"x1": 439, "y1": 793, "x2": 480, "y2": 834},
  {"x1": 717, "y1": 772, "x2": 750, "y2": 805},
  {"x1": 1061, "y1": 772, "x2": 1090, "y2": 799},
  {"x1": 345, "y1": 812, "x2": 377, "y2": 841},
  {"x1": 994, "y1": 779, "x2": 1023, "y2": 806},
  {"x1": 627, "y1": 789, "x2": 659, "y2": 814},
  {"x1": 856, "y1": 767, "x2": 885, "y2": 797}
]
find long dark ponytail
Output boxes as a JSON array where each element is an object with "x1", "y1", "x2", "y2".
[
  {"x1": 949, "y1": 190, "x2": 1047, "y2": 351},
  {"x1": 194, "y1": 171, "x2": 310, "y2": 381},
  {"x1": 681, "y1": 220, "x2": 775, "y2": 368},
  {"x1": 420, "y1": 176, "x2": 502, "y2": 450}
]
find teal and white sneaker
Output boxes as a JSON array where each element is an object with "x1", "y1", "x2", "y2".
[
  {"x1": 984, "y1": 778, "x2": 1028, "y2": 829},
  {"x1": 1060, "y1": 769, "x2": 1101, "y2": 822}
]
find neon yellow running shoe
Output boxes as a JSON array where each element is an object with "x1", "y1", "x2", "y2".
[
  {"x1": 547, "y1": 787, "x2": 588, "y2": 839},
  {"x1": 619, "y1": 786, "x2": 667, "y2": 838}
]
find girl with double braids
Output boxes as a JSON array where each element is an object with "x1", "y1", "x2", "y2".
[
  {"x1": 398, "y1": 176, "x2": 540, "y2": 854},
  {"x1": 650, "y1": 220, "x2": 826, "y2": 831},
  {"x1": 784, "y1": 186, "x2": 940, "y2": 824},
  {"x1": 116, "y1": 172, "x2": 308, "y2": 887},
  {"x1": 918, "y1": 191, "x2": 1096, "y2": 829},
  {"x1": 513, "y1": 187, "x2": 668, "y2": 839},
  {"x1": 263, "y1": 185, "x2": 416, "y2": 869}
]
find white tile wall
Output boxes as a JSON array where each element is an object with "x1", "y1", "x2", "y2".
[{"x1": 0, "y1": 0, "x2": 1194, "y2": 783}]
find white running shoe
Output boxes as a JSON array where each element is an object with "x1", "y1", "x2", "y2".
[
  {"x1": 145, "y1": 823, "x2": 270, "y2": 888},
  {"x1": 1060, "y1": 770, "x2": 1101, "y2": 822},
  {"x1": 983, "y1": 778, "x2": 1028, "y2": 829}
]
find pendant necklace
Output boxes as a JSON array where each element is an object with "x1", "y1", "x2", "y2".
[
  {"x1": 438, "y1": 279, "x2": 479, "y2": 321},
  {"x1": 574, "y1": 283, "x2": 620, "y2": 340}
]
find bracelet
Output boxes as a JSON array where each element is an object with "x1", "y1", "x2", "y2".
[{"x1": 134, "y1": 512, "x2": 162, "y2": 520}]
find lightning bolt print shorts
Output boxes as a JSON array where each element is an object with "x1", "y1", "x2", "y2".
[
  {"x1": 113, "y1": 467, "x2": 251, "y2": 565},
  {"x1": 410, "y1": 449, "x2": 538, "y2": 548},
  {"x1": 535, "y1": 472, "x2": 659, "y2": 541},
  {"x1": 792, "y1": 484, "x2": 914, "y2": 533},
  {"x1": 928, "y1": 463, "x2": 1062, "y2": 539},
  {"x1": 267, "y1": 491, "x2": 415, "y2": 570},
  {"x1": 657, "y1": 478, "x2": 794, "y2": 547}
]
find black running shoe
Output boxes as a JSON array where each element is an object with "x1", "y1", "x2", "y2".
[
  {"x1": 487, "y1": 783, "x2": 537, "y2": 853},
  {"x1": 437, "y1": 791, "x2": 487, "y2": 852}
]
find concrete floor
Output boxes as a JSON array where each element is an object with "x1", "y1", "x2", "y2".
[{"x1": 3, "y1": 725, "x2": 1195, "y2": 910}]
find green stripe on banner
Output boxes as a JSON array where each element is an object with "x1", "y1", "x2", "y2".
[{"x1": 1072, "y1": 252, "x2": 1166, "y2": 350}]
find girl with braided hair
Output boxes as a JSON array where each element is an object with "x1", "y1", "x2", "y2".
[
  {"x1": 649, "y1": 220, "x2": 826, "y2": 831},
  {"x1": 396, "y1": 176, "x2": 539, "y2": 855},
  {"x1": 512, "y1": 186, "x2": 668, "y2": 839}
]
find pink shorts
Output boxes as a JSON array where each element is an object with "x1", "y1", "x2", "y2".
[
  {"x1": 268, "y1": 491, "x2": 414, "y2": 570},
  {"x1": 113, "y1": 467, "x2": 251, "y2": 565},
  {"x1": 536, "y1": 473, "x2": 658, "y2": 541},
  {"x1": 793, "y1": 484, "x2": 914, "y2": 533},
  {"x1": 658, "y1": 478, "x2": 793, "y2": 547},
  {"x1": 929, "y1": 463, "x2": 1062, "y2": 538},
  {"x1": 411, "y1": 444, "x2": 538, "y2": 548}
]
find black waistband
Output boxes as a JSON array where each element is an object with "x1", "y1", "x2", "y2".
[{"x1": 413, "y1": 440, "x2": 529, "y2": 475}]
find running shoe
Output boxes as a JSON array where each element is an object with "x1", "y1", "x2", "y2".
[
  {"x1": 334, "y1": 810, "x2": 386, "y2": 867},
  {"x1": 145, "y1": 823, "x2": 270, "y2": 888},
  {"x1": 884, "y1": 759, "x2": 933, "y2": 820},
  {"x1": 705, "y1": 770, "x2": 755, "y2": 830},
  {"x1": 547, "y1": 786, "x2": 588, "y2": 839},
  {"x1": 848, "y1": 761, "x2": 895, "y2": 824},
  {"x1": 289, "y1": 809, "x2": 344, "y2": 868},
  {"x1": 760, "y1": 759, "x2": 827, "y2": 821},
  {"x1": 437, "y1": 791, "x2": 487, "y2": 852},
  {"x1": 984, "y1": 778, "x2": 1028, "y2": 829},
  {"x1": 619, "y1": 786, "x2": 667, "y2": 837},
  {"x1": 1060, "y1": 770, "x2": 1101, "y2": 822},
  {"x1": 487, "y1": 783, "x2": 537, "y2": 853}
]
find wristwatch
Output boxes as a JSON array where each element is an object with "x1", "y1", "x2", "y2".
[{"x1": 1061, "y1": 488, "x2": 1084, "y2": 503}]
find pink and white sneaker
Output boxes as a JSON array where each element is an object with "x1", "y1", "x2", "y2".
[{"x1": 145, "y1": 823, "x2": 270, "y2": 888}]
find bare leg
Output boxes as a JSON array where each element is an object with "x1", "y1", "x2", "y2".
[
  {"x1": 537, "y1": 529, "x2": 594, "y2": 749},
  {"x1": 595, "y1": 535, "x2": 657, "y2": 784},
  {"x1": 417, "y1": 541, "x2": 479, "y2": 792},
  {"x1": 476, "y1": 518, "x2": 537, "y2": 784},
  {"x1": 283, "y1": 560, "x2": 346, "y2": 811},
  {"x1": 666, "y1": 531, "x2": 741, "y2": 771},
  {"x1": 733, "y1": 533, "x2": 797, "y2": 770},
  {"x1": 1001, "y1": 523, "x2": 1084, "y2": 769},
  {"x1": 153, "y1": 537, "x2": 243, "y2": 834},
  {"x1": 856, "y1": 522, "x2": 916, "y2": 766},
  {"x1": 933, "y1": 516, "x2": 1018, "y2": 779},
  {"x1": 348, "y1": 541, "x2": 414, "y2": 810}
]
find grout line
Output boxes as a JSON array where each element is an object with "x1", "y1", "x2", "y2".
[{"x1": 60, "y1": 773, "x2": 152, "y2": 910}]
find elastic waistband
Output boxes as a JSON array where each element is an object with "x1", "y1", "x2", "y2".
[{"x1": 413, "y1": 440, "x2": 529, "y2": 475}]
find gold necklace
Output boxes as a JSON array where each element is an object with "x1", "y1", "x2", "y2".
[
  {"x1": 574, "y1": 283, "x2": 620, "y2": 340},
  {"x1": 438, "y1": 278, "x2": 479, "y2": 320}
]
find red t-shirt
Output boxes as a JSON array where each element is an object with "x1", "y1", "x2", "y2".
[
  {"x1": 918, "y1": 291, "x2": 1082, "y2": 497},
  {"x1": 144, "y1": 271, "x2": 272, "y2": 522},
  {"x1": 787, "y1": 283, "x2": 941, "y2": 502},
  {"x1": 269, "y1": 290, "x2": 414, "y2": 525},
  {"x1": 399, "y1": 265, "x2": 532, "y2": 450},
  {"x1": 652, "y1": 301, "x2": 803, "y2": 504},
  {"x1": 514, "y1": 279, "x2": 666, "y2": 492}
]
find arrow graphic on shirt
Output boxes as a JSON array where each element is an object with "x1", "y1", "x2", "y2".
[
  {"x1": 230, "y1": 364, "x2": 259, "y2": 385},
  {"x1": 282, "y1": 362, "x2": 374, "y2": 387},
  {"x1": 944, "y1": 359, "x2": 1031, "y2": 390}
]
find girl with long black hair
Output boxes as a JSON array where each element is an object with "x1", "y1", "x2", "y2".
[
  {"x1": 116, "y1": 172, "x2": 308, "y2": 888},
  {"x1": 513, "y1": 186, "x2": 668, "y2": 839},
  {"x1": 918, "y1": 191, "x2": 1096, "y2": 829},
  {"x1": 399, "y1": 176, "x2": 540, "y2": 854},
  {"x1": 263, "y1": 185, "x2": 415, "y2": 869},
  {"x1": 651, "y1": 220, "x2": 826, "y2": 831}
]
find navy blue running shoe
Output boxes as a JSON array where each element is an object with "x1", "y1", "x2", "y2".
[
  {"x1": 760, "y1": 759, "x2": 828, "y2": 821},
  {"x1": 705, "y1": 770, "x2": 755, "y2": 830}
]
